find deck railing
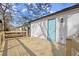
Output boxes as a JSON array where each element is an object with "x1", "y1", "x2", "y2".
[
  {"x1": 66, "y1": 37, "x2": 79, "y2": 56},
  {"x1": 5, "y1": 31, "x2": 27, "y2": 38},
  {"x1": 0, "y1": 31, "x2": 5, "y2": 49}
]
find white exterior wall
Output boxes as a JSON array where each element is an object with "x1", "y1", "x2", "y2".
[
  {"x1": 31, "y1": 9, "x2": 79, "y2": 44},
  {"x1": 56, "y1": 17, "x2": 67, "y2": 44},
  {"x1": 56, "y1": 12, "x2": 79, "y2": 43},
  {"x1": 56, "y1": 10, "x2": 79, "y2": 44},
  {"x1": 67, "y1": 12, "x2": 79, "y2": 37},
  {"x1": 31, "y1": 20, "x2": 48, "y2": 39},
  {"x1": 56, "y1": 18, "x2": 60, "y2": 43}
]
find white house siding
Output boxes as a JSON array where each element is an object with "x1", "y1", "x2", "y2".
[
  {"x1": 56, "y1": 16, "x2": 67, "y2": 44},
  {"x1": 31, "y1": 20, "x2": 48, "y2": 39},
  {"x1": 56, "y1": 18, "x2": 60, "y2": 43},
  {"x1": 67, "y1": 12, "x2": 79, "y2": 37},
  {"x1": 30, "y1": 8, "x2": 79, "y2": 44},
  {"x1": 56, "y1": 9, "x2": 79, "y2": 44},
  {"x1": 31, "y1": 17, "x2": 67, "y2": 44},
  {"x1": 56, "y1": 11, "x2": 79, "y2": 44}
]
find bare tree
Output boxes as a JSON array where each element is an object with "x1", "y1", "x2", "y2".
[{"x1": 0, "y1": 3, "x2": 12, "y2": 31}]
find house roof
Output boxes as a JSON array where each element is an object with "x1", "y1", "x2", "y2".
[{"x1": 30, "y1": 4, "x2": 79, "y2": 23}]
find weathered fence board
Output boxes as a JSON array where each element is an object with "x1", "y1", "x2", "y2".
[{"x1": 5, "y1": 31, "x2": 27, "y2": 38}]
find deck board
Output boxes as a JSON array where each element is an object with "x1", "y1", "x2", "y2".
[
  {"x1": 1, "y1": 37, "x2": 65, "y2": 56},
  {"x1": 2, "y1": 38, "x2": 29, "y2": 56}
]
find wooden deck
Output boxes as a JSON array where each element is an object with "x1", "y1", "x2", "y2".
[
  {"x1": 0, "y1": 31, "x2": 66, "y2": 56},
  {"x1": 2, "y1": 38, "x2": 36, "y2": 56},
  {"x1": 0, "y1": 31, "x2": 53, "y2": 56},
  {"x1": 0, "y1": 37, "x2": 53, "y2": 56},
  {"x1": 0, "y1": 31, "x2": 79, "y2": 56}
]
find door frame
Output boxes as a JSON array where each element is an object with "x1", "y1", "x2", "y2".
[{"x1": 47, "y1": 18, "x2": 56, "y2": 42}]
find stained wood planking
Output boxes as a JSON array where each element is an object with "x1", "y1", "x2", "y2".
[
  {"x1": 2, "y1": 38, "x2": 30, "y2": 56},
  {"x1": 66, "y1": 38, "x2": 72, "y2": 56},
  {"x1": 5, "y1": 31, "x2": 26, "y2": 38}
]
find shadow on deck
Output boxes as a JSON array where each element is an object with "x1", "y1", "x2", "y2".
[
  {"x1": 2, "y1": 38, "x2": 36, "y2": 56},
  {"x1": 2, "y1": 39, "x2": 8, "y2": 56},
  {"x1": 16, "y1": 38, "x2": 36, "y2": 56}
]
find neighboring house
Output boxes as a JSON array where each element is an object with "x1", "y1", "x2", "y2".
[
  {"x1": 15, "y1": 26, "x2": 29, "y2": 36},
  {"x1": 30, "y1": 4, "x2": 79, "y2": 44},
  {"x1": 16, "y1": 26, "x2": 28, "y2": 31}
]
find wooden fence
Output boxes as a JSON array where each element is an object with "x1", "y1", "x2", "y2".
[
  {"x1": 0, "y1": 31, "x2": 27, "y2": 50},
  {"x1": 5, "y1": 31, "x2": 27, "y2": 38}
]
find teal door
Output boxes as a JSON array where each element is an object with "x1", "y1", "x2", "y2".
[{"x1": 48, "y1": 19, "x2": 56, "y2": 42}]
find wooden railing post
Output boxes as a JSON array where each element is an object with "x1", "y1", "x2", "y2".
[
  {"x1": 0, "y1": 32, "x2": 1, "y2": 46},
  {"x1": 66, "y1": 38, "x2": 73, "y2": 56},
  {"x1": 0, "y1": 31, "x2": 5, "y2": 49},
  {"x1": 0, "y1": 32, "x2": 4, "y2": 46}
]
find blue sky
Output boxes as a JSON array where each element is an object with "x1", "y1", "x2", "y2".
[
  {"x1": 51, "y1": 3, "x2": 76, "y2": 12},
  {"x1": 13, "y1": 3, "x2": 76, "y2": 14},
  {"x1": 14, "y1": 3, "x2": 76, "y2": 13},
  {"x1": 11, "y1": 3, "x2": 76, "y2": 27}
]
